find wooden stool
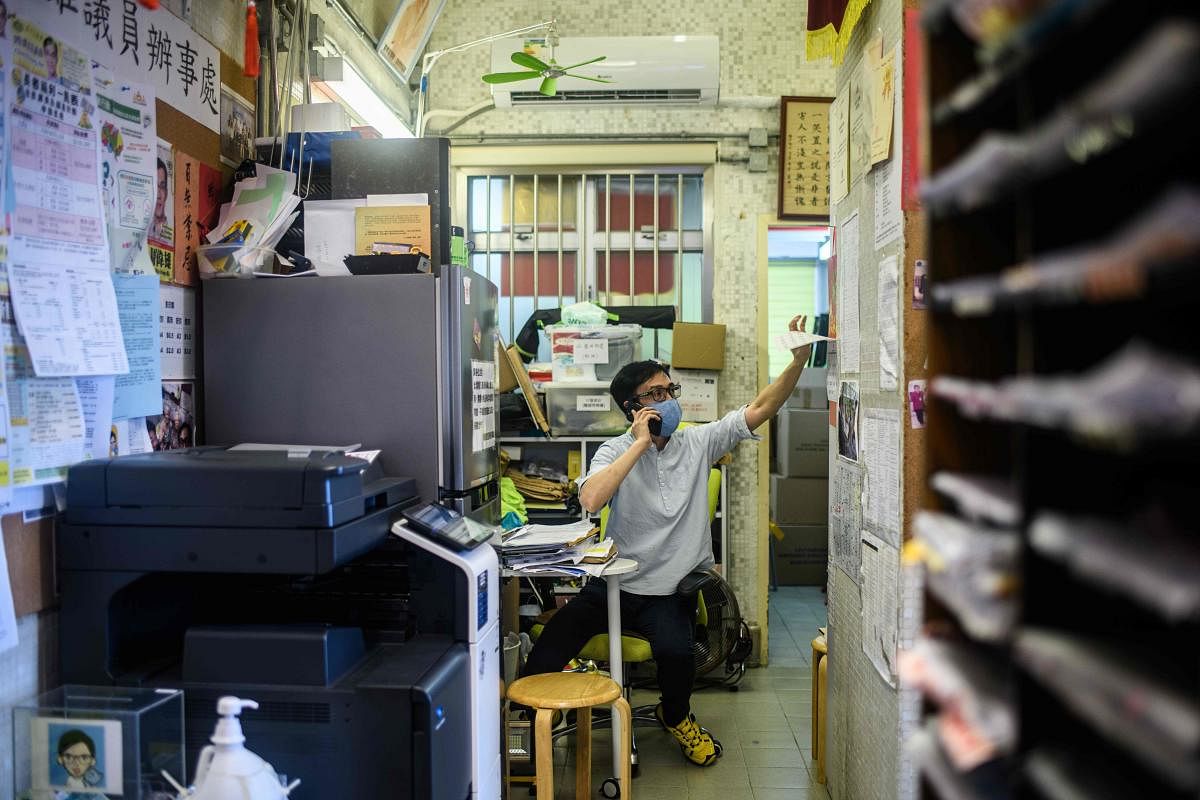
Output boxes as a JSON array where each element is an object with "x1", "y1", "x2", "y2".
[
  {"x1": 811, "y1": 631, "x2": 828, "y2": 784},
  {"x1": 507, "y1": 673, "x2": 632, "y2": 800}
]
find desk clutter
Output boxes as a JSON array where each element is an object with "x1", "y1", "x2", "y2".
[{"x1": 499, "y1": 520, "x2": 616, "y2": 576}]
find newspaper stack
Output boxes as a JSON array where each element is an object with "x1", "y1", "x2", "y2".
[{"x1": 498, "y1": 521, "x2": 615, "y2": 577}]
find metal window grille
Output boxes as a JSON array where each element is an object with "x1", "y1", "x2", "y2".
[{"x1": 464, "y1": 169, "x2": 712, "y2": 361}]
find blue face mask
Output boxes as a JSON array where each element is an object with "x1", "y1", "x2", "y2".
[{"x1": 648, "y1": 398, "x2": 683, "y2": 438}]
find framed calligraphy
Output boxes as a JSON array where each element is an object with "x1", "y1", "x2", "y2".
[{"x1": 778, "y1": 96, "x2": 832, "y2": 221}]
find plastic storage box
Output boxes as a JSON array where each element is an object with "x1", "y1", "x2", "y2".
[
  {"x1": 546, "y1": 324, "x2": 642, "y2": 381},
  {"x1": 543, "y1": 381, "x2": 630, "y2": 436},
  {"x1": 12, "y1": 685, "x2": 184, "y2": 800}
]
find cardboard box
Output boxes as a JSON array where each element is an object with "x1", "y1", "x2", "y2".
[
  {"x1": 772, "y1": 408, "x2": 829, "y2": 477},
  {"x1": 675, "y1": 369, "x2": 719, "y2": 422},
  {"x1": 671, "y1": 322, "x2": 726, "y2": 370},
  {"x1": 773, "y1": 524, "x2": 828, "y2": 586},
  {"x1": 770, "y1": 475, "x2": 828, "y2": 524}
]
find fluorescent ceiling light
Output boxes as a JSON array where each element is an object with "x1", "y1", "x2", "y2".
[{"x1": 314, "y1": 60, "x2": 412, "y2": 138}]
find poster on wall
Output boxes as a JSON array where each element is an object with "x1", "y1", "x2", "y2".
[
  {"x1": 860, "y1": 531, "x2": 900, "y2": 687},
  {"x1": 93, "y1": 64, "x2": 157, "y2": 276},
  {"x1": 778, "y1": 96, "x2": 832, "y2": 220},
  {"x1": 219, "y1": 85, "x2": 255, "y2": 168},
  {"x1": 149, "y1": 141, "x2": 175, "y2": 282},
  {"x1": 173, "y1": 150, "x2": 200, "y2": 285},
  {"x1": 377, "y1": 0, "x2": 448, "y2": 82},
  {"x1": 29, "y1": 717, "x2": 124, "y2": 795}
]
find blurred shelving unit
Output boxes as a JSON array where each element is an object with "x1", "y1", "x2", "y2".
[{"x1": 914, "y1": 2, "x2": 1200, "y2": 798}]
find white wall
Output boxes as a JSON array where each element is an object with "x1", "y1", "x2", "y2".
[{"x1": 423, "y1": 0, "x2": 835, "y2": 632}]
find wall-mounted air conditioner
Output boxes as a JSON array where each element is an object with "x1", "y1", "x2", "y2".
[{"x1": 489, "y1": 35, "x2": 719, "y2": 108}]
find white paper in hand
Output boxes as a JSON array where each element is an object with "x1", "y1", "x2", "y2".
[{"x1": 776, "y1": 330, "x2": 835, "y2": 352}]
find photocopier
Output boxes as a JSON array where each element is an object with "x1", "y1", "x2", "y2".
[{"x1": 58, "y1": 447, "x2": 500, "y2": 800}]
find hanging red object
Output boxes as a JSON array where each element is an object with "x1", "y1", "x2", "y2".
[
  {"x1": 137, "y1": 0, "x2": 160, "y2": 8},
  {"x1": 244, "y1": 1, "x2": 261, "y2": 78}
]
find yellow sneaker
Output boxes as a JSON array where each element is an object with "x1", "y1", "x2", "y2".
[{"x1": 655, "y1": 703, "x2": 721, "y2": 766}]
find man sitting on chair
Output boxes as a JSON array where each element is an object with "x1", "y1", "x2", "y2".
[{"x1": 522, "y1": 315, "x2": 814, "y2": 766}]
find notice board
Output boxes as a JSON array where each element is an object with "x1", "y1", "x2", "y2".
[{"x1": 778, "y1": 96, "x2": 832, "y2": 221}]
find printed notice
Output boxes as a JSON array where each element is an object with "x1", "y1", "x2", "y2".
[
  {"x1": 830, "y1": 460, "x2": 863, "y2": 583},
  {"x1": 471, "y1": 359, "x2": 496, "y2": 453},
  {"x1": 862, "y1": 408, "x2": 902, "y2": 546},
  {"x1": 861, "y1": 531, "x2": 900, "y2": 687},
  {"x1": 2, "y1": 264, "x2": 86, "y2": 487},
  {"x1": 576, "y1": 395, "x2": 611, "y2": 412},
  {"x1": 878, "y1": 256, "x2": 900, "y2": 392},
  {"x1": 6, "y1": 18, "x2": 129, "y2": 377},
  {"x1": 829, "y1": 91, "x2": 849, "y2": 205},
  {"x1": 77, "y1": 376, "x2": 116, "y2": 461},
  {"x1": 112, "y1": 274, "x2": 163, "y2": 420},
  {"x1": 837, "y1": 212, "x2": 861, "y2": 373},
  {"x1": 873, "y1": 95, "x2": 903, "y2": 251},
  {"x1": 94, "y1": 63, "x2": 156, "y2": 275},
  {"x1": 160, "y1": 285, "x2": 196, "y2": 379}
]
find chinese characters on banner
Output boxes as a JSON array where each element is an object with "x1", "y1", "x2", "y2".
[
  {"x1": 5, "y1": 17, "x2": 130, "y2": 377},
  {"x1": 173, "y1": 149, "x2": 199, "y2": 285},
  {"x1": 778, "y1": 97, "x2": 832, "y2": 220},
  {"x1": 18, "y1": 0, "x2": 220, "y2": 132}
]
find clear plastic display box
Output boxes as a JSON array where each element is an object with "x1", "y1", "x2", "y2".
[{"x1": 13, "y1": 685, "x2": 184, "y2": 800}]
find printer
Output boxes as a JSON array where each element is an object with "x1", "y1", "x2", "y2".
[{"x1": 58, "y1": 447, "x2": 498, "y2": 799}]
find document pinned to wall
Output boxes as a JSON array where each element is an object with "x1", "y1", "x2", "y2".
[
  {"x1": 159, "y1": 285, "x2": 196, "y2": 380},
  {"x1": 836, "y1": 212, "x2": 861, "y2": 374},
  {"x1": 830, "y1": 460, "x2": 864, "y2": 583},
  {"x1": 829, "y1": 92, "x2": 850, "y2": 205},
  {"x1": 5, "y1": 21, "x2": 129, "y2": 377},
  {"x1": 848, "y1": 73, "x2": 871, "y2": 186},
  {"x1": 471, "y1": 359, "x2": 496, "y2": 453},
  {"x1": 77, "y1": 376, "x2": 116, "y2": 461},
  {"x1": 869, "y1": 47, "x2": 897, "y2": 166},
  {"x1": 1, "y1": 265, "x2": 86, "y2": 489},
  {"x1": 93, "y1": 64, "x2": 157, "y2": 276},
  {"x1": 873, "y1": 90, "x2": 904, "y2": 251},
  {"x1": 862, "y1": 408, "x2": 902, "y2": 546},
  {"x1": 861, "y1": 531, "x2": 900, "y2": 687},
  {"x1": 878, "y1": 256, "x2": 900, "y2": 392},
  {"x1": 111, "y1": 274, "x2": 163, "y2": 420}
]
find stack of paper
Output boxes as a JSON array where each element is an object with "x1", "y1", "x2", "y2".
[
  {"x1": 498, "y1": 520, "x2": 615, "y2": 576},
  {"x1": 203, "y1": 165, "x2": 302, "y2": 273}
]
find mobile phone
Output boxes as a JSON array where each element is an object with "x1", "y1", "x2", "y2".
[{"x1": 630, "y1": 402, "x2": 663, "y2": 436}]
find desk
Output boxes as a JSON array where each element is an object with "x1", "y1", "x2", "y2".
[{"x1": 504, "y1": 557, "x2": 638, "y2": 794}]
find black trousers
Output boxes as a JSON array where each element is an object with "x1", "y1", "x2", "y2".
[{"x1": 522, "y1": 578, "x2": 696, "y2": 726}]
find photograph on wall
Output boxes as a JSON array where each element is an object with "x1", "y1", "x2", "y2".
[
  {"x1": 145, "y1": 381, "x2": 195, "y2": 451},
  {"x1": 29, "y1": 717, "x2": 123, "y2": 795},
  {"x1": 149, "y1": 141, "x2": 175, "y2": 282},
  {"x1": 913, "y1": 259, "x2": 928, "y2": 309},
  {"x1": 219, "y1": 85, "x2": 255, "y2": 168},
  {"x1": 377, "y1": 0, "x2": 448, "y2": 82},
  {"x1": 837, "y1": 380, "x2": 860, "y2": 462},
  {"x1": 908, "y1": 379, "x2": 927, "y2": 429}
]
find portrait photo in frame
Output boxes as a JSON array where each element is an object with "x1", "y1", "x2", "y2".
[
  {"x1": 377, "y1": 0, "x2": 449, "y2": 83},
  {"x1": 29, "y1": 717, "x2": 124, "y2": 795}
]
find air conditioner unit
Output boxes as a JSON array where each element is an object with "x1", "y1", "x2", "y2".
[{"x1": 489, "y1": 35, "x2": 719, "y2": 108}]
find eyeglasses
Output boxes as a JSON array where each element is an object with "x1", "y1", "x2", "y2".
[
  {"x1": 630, "y1": 383, "x2": 682, "y2": 404},
  {"x1": 60, "y1": 754, "x2": 94, "y2": 765}
]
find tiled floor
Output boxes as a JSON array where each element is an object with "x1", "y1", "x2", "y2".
[{"x1": 539, "y1": 586, "x2": 831, "y2": 799}]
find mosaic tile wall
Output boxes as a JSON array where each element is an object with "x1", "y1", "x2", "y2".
[{"x1": 425, "y1": 1, "x2": 835, "y2": 626}]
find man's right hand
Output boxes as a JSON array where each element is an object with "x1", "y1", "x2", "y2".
[{"x1": 630, "y1": 406, "x2": 662, "y2": 444}]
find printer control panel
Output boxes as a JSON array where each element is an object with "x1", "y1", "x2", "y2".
[{"x1": 401, "y1": 503, "x2": 490, "y2": 551}]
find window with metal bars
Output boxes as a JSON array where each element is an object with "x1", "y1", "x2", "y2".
[{"x1": 465, "y1": 170, "x2": 712, "y2": 362}]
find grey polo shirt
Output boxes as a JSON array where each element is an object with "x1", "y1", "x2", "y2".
[{"x1": 577, "y1": 406, "x2": 761, "y2": 595}]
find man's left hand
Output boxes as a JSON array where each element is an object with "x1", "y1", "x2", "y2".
[{"x1": 788, "y1": 314, "x2": 812, "y2": 364}]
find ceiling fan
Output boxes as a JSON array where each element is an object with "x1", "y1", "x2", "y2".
[{"x1": 482, "y1": 49, "x2": 613, "y2": 97}]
